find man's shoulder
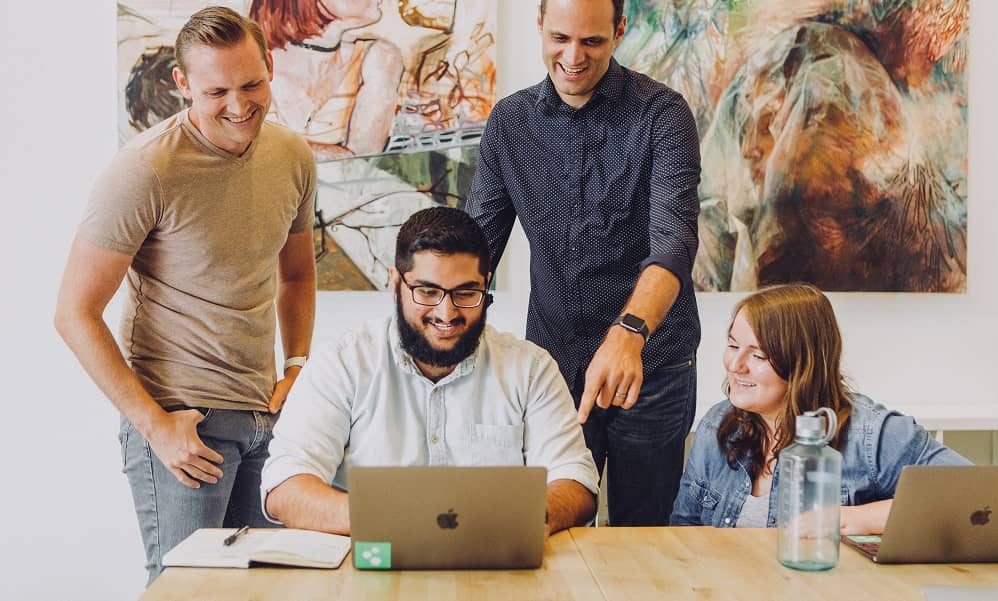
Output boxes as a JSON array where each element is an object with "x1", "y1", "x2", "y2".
[
  {"x1": 123, "y1": 112, "x2": 185, "y2": 151},
  {"x1": 325, "y1": 317, "x2": 391, "y2": 354},
  {"x1": 307, "y1": 319, "x2": 392, "y2": 380},
  {"x1": 481, "y1": 326, "x2": 552, "y2": 363},
  {"x1": 100, "y1": 145, "x2": 154, "y2": 184},
  {"x1": 116, "y1": 112, "x2": 245, "y2": 186},
  {"x1": 99, "y1": 134, "x2": 175, "y2": 197},
  {"x1": 117, "y1": 112, "x2": 188, "y2": 170},
  {"x1": 619, "y1": 65, "x2": 687, "y2": 110},
  {"x1": 491, "y1": 82, "x2": 545, "y2": 118},
  {"x1": 258, "y1": 120, "x2": 314, "y2": 164}
]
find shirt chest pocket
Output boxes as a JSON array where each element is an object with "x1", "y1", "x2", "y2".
[
  {"x1": 469, "y1": 423, "x2": 525, "y2": 466},
  {"x1": 691, "y1": 479, "x2": 724, "y2": 525}
]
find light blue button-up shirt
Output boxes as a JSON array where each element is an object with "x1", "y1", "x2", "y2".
[{"x1": 262, "y1": 317, "x2": 600, "y2": 508}]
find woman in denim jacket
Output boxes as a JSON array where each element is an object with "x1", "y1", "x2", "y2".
[{"x1": 670, "y1": 284, "x2": 969, "y2": 533}]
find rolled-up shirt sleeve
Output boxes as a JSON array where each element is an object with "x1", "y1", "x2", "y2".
[
  {"x1": 522, "y1": 350, "x2": 600, "y2": 495},
  {"x1": 260, "y1": 340, "x2": 354, "y2": 521},
  {"x1": 639, "y1": 93, "x2": 701, "y2": 291}
]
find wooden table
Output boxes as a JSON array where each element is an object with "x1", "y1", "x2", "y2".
[
  {"x1": 139, "y1": 529, "x2": 603, "y2": 601},
  {"x1": 570, "y1": 527, "x2": 998, "y2": 600},
  {"x1": 140, "y1": 527, "x2": 998, "y2": 600}
]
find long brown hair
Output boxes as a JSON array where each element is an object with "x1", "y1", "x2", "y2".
[{"x1": 717, "y1": 284, "x2": 853, "y2": 479}]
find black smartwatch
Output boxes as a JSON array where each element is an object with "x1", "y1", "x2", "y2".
[{"x1": 612, "y1": 313, "x2": 649, "y2": 342}]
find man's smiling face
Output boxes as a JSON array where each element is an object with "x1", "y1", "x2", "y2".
[
  {"x1": 538, "y1": 0, "x2": 625, "y2": 109},
  {"x1": 173, "y1": 35, "x2": 273, "y2": 155},
  {"x1": 392, "y1": 250, "x2": 489, "y2": 377}
]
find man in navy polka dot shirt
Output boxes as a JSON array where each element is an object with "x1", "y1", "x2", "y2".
[{"x1": 467, "y1": 0, "x2": 701, "y2": 526}]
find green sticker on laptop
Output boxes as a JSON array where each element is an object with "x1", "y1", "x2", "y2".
[{"x1": 354, "y1": 541, "x2": 392, "y2": 569}]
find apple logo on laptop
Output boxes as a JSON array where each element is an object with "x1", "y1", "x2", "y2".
[
  {"x1": 970, "y1": 506, "x2": 991, "y2": 526},
  {"x1": 437, "y1": 508, "x2": 459, "y2": 529}
]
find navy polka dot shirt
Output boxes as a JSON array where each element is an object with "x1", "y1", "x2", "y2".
[{"x1": 466, "y1": 58, "x2": 702, "y2": 390}]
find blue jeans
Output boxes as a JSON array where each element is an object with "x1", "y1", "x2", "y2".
[
  {"x1": 119, "y1": 407, "x2": 278, "y2": 584},
  {"x1": 574, "y1": 358, "x2": 697, "y2": 526}
]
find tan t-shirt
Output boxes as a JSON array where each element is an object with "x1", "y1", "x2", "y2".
[{"x1": 78, "y1": 111, "x2": 316, "y2": 411}]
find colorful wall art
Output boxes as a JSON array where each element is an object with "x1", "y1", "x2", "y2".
[
  {"x1": 118, "y1": 0, "x2": 496, "y2": 290},
  {"x1": 617, "y1": 0, "x2": 968, "y2": 292}
]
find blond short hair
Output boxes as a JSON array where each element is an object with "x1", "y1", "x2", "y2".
[{"x1": 174, "y1": 6, "x2": 269, "y2": 72}]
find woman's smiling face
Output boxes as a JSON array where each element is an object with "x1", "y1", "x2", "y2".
[{"x1": 723, "y1": 308, "x2": 788, "y2": 428}]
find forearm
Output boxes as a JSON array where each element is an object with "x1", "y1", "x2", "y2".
[
  {"x1": 544, "y1": 479, "x2": 596, "y2": 535},
  {"x1": 265, "y1": 474, "x2": 351, "y2": 534},
  {"x1": 619, "y1": 264, "x2": 681, "y2": 335},
  {"x1": 579, "y1": 266, "x2": 682, "y2": 418},
  {"x1": 276, "y1": 278, "x2": 315, "y2": 360},
  {"x1": 841, "y1": 499, "x2": 893, "y2": 535},
  {"x1": 54, "y1": 309, "x2": 166, "y2": 438}
]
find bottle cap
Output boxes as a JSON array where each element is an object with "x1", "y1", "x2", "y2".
[
  {"x1": 795, "y1": 407, "x2": 837, "y2": 444},
  {"x1": 795, "y1": 413, "x2": 826, "y2": 440}
]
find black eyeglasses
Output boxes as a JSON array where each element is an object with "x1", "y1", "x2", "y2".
[{"x1": 400, "y1": 275, "x2": 488, "y2": 308}]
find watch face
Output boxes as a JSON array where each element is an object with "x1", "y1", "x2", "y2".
[{"x1": 620, "y1": 314, "x2": 645, "y2": 330}]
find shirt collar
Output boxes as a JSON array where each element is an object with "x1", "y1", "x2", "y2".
[
  {"x1": 180, "y1": 108, "x2": 259, "y2": 162},
  {"x1": 536, "y1": 57, "x2": 626, "y2": 110},
  {"x1": 593, "y1": 57, "x2": 626, "y2": 104}
]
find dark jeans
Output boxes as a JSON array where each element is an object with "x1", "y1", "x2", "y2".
[{"x1": 574, "y1": 358, "x2": 696, "y2": 526}]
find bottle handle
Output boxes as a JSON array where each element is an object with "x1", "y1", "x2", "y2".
[{"x1": 807, "y1": 407, "x2": 838, "y2": 444}]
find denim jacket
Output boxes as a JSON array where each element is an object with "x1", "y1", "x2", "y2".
[{"x1": 670, "y1": 394, "x2": 970, "y2": 527}]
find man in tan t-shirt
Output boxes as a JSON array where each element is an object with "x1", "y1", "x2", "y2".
[{"x1": 55, "y1": 7, "x2": 316, "y2": 583}]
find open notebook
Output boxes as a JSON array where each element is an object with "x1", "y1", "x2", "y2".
[{"x1": 163, "y1": 528, "x2": 351, "y2": 569}]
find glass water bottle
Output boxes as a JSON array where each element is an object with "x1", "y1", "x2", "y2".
[{"x1": 777, "y1": 407, "x2": 842, "y2": 571}]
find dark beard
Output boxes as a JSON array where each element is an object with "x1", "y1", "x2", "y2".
[{"x1": 395, "y1": 293, "x2": 487, "y2": 369}]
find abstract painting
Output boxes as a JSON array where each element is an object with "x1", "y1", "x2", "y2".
[
  {"x1": 117, "y1": 0, "x2": 496, "y2": 290},
  {"x1": 617, "y1": 0, "x2": 968, "y2": 292}
]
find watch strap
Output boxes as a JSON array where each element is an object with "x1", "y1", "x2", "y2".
[
  {"x1": 283, "y1": 356, "x2": 307, "y2": 372},
  {"x1": 612, "y1": 314, "x2": 649, "y2": 342}
]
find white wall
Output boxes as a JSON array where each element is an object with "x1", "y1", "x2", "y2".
[{"x1": 1, "y1": 1, "x2": 995, "y2": 599}]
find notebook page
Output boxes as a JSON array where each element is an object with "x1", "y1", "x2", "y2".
[
  {"x1": 251, "y1": 529, "x2": 351, "y2": 568},
  {"x1": 162, "y1": 528, "x2": 269, "y2": 568}
]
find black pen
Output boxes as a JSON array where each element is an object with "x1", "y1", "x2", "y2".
[{"x1": 223, "y1": 525, "x2": 249, "y2": 546}]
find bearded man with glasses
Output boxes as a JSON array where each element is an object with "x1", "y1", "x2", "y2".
[{"x1": 260, "y1": 207, "x2": 599, "y2": 537}]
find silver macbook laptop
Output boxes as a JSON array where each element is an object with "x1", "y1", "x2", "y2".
[
  {"x1": 348, "y1": 466, "x2": 547, "y2": 570},
  {"x1": 844, "y1": 466, "x2": 998, "y2": 563}
]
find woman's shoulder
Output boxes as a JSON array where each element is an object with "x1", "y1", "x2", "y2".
[
  {"x1": 844, "y1": 392, "x2": 931, "y2": 445},
  {"x1": 848, "y1": 392, "x2": 883, "y2": 411},
  {"x1": 845, "y1": 393, "x2": 896, "y2": 428},
  {"x1": 685, "y1": 401, "x2": 736, "y2": 476},
  {"x1": 698, "y1": 400, "x2": 734, "y2": 433}
]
